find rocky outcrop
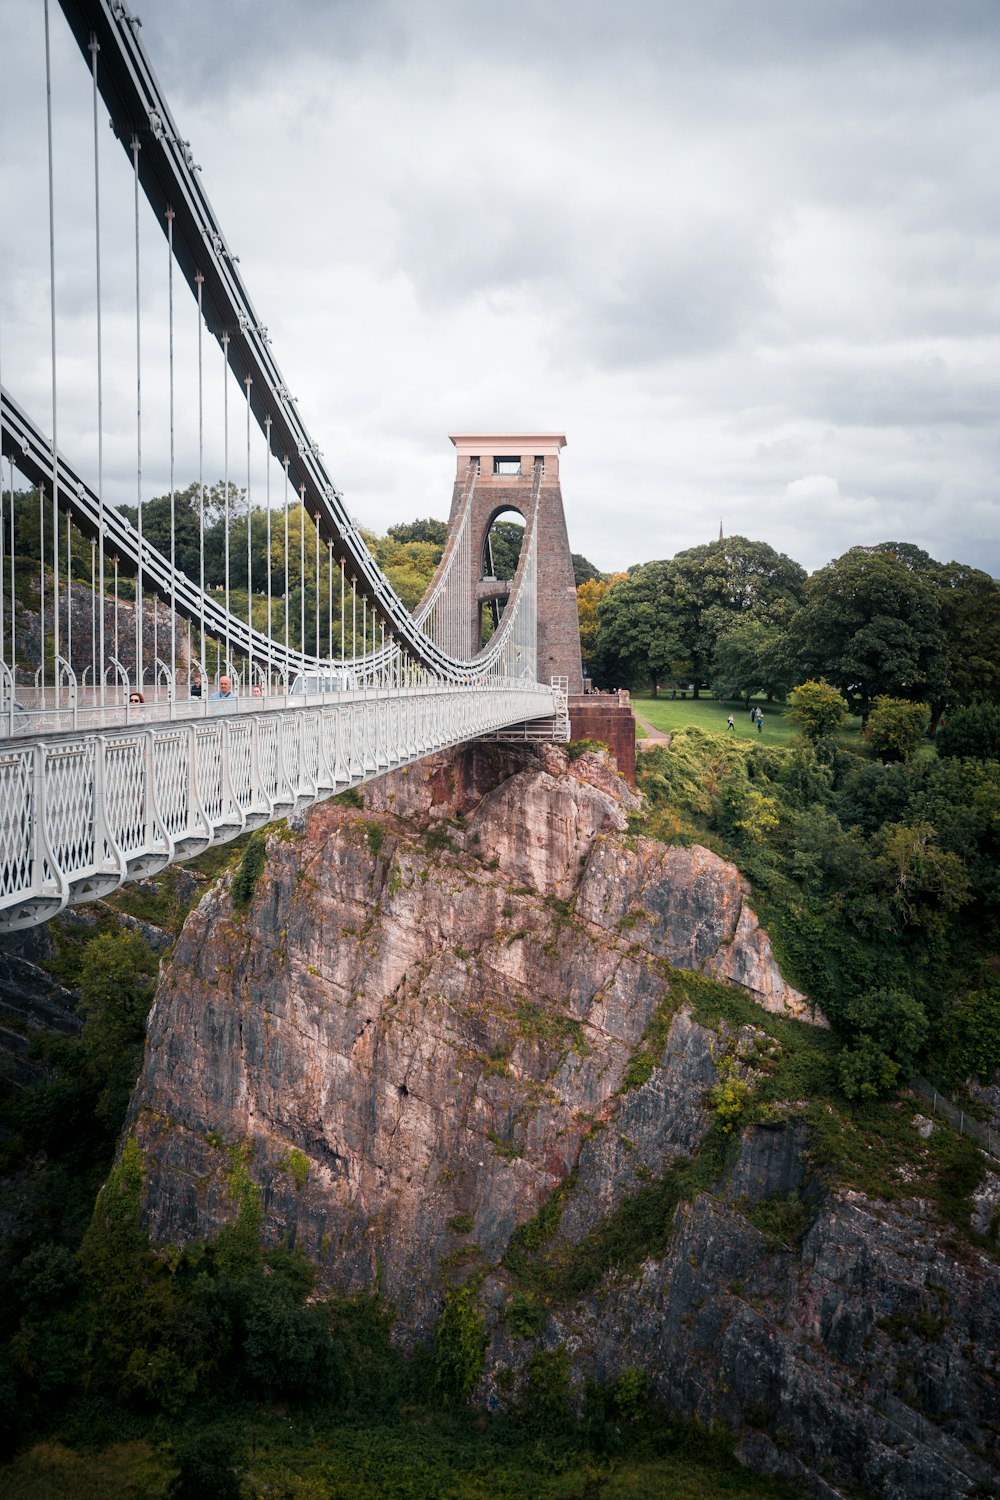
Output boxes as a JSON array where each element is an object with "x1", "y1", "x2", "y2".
[
  {"x1": 131, "y1": 745, "x2": 815, "y2": 1309},
  {"x1": 128, "y1": 741, "x2": 998, "y2": 1498}
]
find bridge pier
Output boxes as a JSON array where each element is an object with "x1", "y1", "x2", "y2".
[{"x1": 569, "y1": 690, "x2": 636, "y2": 786}]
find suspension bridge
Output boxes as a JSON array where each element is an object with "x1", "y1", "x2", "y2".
[{"x1": 0, "y1": 0, "x2": 584, "y2": 932}]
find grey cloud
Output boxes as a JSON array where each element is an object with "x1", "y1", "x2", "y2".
[{"x1": 3, "y1": 0, "x2": 999, "y2": 586}]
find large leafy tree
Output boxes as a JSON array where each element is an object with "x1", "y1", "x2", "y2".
[
  {"x1": 596, "y1": 536, "x2": 805, "y2": 696},
  {"x1": 790, "y1": 544, "x2": 949, "y2": 719},
  {"x1": 928, "y1": 562, "x2": 1000, "y2": 714},
  {"x1": 572, "y1": 552, "x2": 605, "y2": 587},
  {"x1": 709, "y1": 620, "x2": 795, "y2": 705},
  {"x1": 595, "y1": 560, "x2": 682, "y2": 693},
  {"x1": 577, "y1": 577, "x2": 612, "y2": 670}
]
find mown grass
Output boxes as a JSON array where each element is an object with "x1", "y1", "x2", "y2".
[{"x1": 634, "y1": 692, "x2": 863, "y2": 747}]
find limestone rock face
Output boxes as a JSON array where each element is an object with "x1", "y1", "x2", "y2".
[
  {"x1": 132, "y1": 743, "x2": 811, "y2": 1321},
  {"x1": 129, "y1": 741, "x2": 998, "y2": 1498}
]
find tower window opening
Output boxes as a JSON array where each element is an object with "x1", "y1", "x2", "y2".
[{"x1": 494, "y1": 455, "x2": 521, "y2": 476}]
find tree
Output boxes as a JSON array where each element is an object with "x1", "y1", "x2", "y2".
[
  {"x1": 386, "y1": 518, "x2": 447, "y2": 547},
  {"x1": 376, "y1": 537, "x2": 443, "y2": 609},
  {"x1": 577, "y1": 577, "x2": 613, "y2": 669},
  {"x1": 658, "y1": 536, "x2": 806, "y2": 696},
  {"x1": 786, "y1": 679, "x2": 850, "y2": 742},
  {"x1": 930, "y1": 563, "x2": 1000, "y2": 714},
  {"x1": 836, "y1": 987, "x2": 929, "y2": 1099},
  {"x1": 595, "y1": 560, "x2": 684, "y2": 694},
  {"x1": 484, "y1": 520, "x2": 525, "y2": 580},
  {"x1": 872, "y1": 820, "x2": 972, "y2": 937},
  {"x1": 936, "y1": 703, "x2": 1000, "y2": 761},
  {"x1": 572, "y1": 552, "x2": 605, "y2": 587},
  {"x1": 864, "y1": 697, "x2": 930, "y2": 761},
  {"x1": 789, "y1": 544, "x2": 949, "y2": 719},
  {"x1": 594, "y1": 536, "x2": 806, "y2": 696},
  {"x1": 709, "y1": 620, "x2": 794, "y2": 705},
  {"x1": 941, "y1": 981, "x2": 1000, "y2": 1086}
]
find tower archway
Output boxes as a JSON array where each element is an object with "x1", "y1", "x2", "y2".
[
  {"x1": 478, "y1": 506, "x2": 525, "y2": 647},
  {"x1": 446, "y1": 434, "x2": 583, "y2": 691}
]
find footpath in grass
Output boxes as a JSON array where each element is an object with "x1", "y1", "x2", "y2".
[{"x1": 633, "y1": 693, "x2": 862, "y2": 747}]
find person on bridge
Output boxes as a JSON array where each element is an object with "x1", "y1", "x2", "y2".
[{"x1": 211, "y1": 676, "x2": 235, "y2": 699}]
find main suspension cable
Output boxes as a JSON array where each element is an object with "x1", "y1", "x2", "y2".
[
  {"x1": 196, "y1": 270, "x2": 206, "y2": 675},
  {"x1": 89, "y1": 29, "x2": 106, "y2": 704},
  {"x1": 167, "y1": 206, "x2": 177, "y2": 692},
  {"x1": 131, "y1": 132, "x2": 144, "y2": 690},
  {"x1": 44, "y1": 0, "x2": 60, "y2": 698},
  {"x1": 222, "y1": 331, "x2": 231, "y2": 681}
]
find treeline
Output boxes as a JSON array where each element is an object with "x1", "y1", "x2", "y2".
[
  {"x1": 581, "y1": 536, "x2": 1000, "y2": 726},
  {"x1": 6, "y1": 485, "x2": 603, "y2": 660}
]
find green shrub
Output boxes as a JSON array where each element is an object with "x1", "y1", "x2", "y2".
[
  {"x1": 517, "y1": 1346, "x2": 571, "y2": 1433},
  {"x1": 231, "y1": 831, "x2": 267, "y2": 908},
  {"x1": 786, "y1": 679, "x2": 849, "y2": 742},
  {"x1": 746, "y1": 1193, "x2": 813, "y2": 1247},
  {"x1": 505, "y1": 1292, "x2": 546, "y2": 1338},
  {"x1": 567, "y1": 738, "x2": 609, "y2": 761},
  {"x1": 865, "y1": 696, "x2": 930, "y2": 761},
  {"x1": 445, "y1": 1213, "x2": 475, "y2": 1235},
  {"x1": 611, "y1": 1365, "x2": 651, "y2": 1423},
  {"x1": 936, "y1": 702, "x2": 1000, "y2": 761},
  {"x1": 280, "y1": 1147, "x2": 310, "y2": 1191},
  {"x1": 364, "y1": 821, "x2": 385, "y2": 859},
  {"x1": 425, "y1": 825, "x2": 458, "y2": 854},
  {"x1": 837, "y1": 1036, "x2": 899, "y2": 1100},
  {"x1": 432, "y1": 1285, "x2": 486, "y2": 1407},
  {"x1": 333, "y1": 786, "x2": 364, "y2": 808},
  {"x1": 940, "y1": 980, "x2": 1000, "y2": 1085},
  {"x1": 167, "y1": 1428, "x2": 243, "y2": 1500}
]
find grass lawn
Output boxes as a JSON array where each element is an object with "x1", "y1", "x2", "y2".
[{"x1": 633, "y1": 693, "x2": 863, "y2": 747}]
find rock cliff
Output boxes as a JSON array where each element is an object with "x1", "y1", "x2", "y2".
[{"x1": 129, "y1": 742, "x2": 999, "y2": 1498}]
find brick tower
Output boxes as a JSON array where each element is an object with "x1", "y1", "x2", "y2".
[{"x1": 447, "y1": 433, "x2": 583, "y2": 693}]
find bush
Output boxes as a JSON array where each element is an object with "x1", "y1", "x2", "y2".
[
  {"x1": 567, "y1": 738, "x2": 609, "y2": 761},
  {"x1": 167, "y1": 1429, "x2": 242, "y2": 1500},
  {"x1": 432, "y1": 1285, "x2": 486, "y2": 1407},
  {"x1": 864, "y1": 696, "x2": 930, "y2": 761},
  {"x1": 837, "y1": 1036, "x2": 899, "y2": 1100},
  {"x1": 231, "y1": 832, "x2": 267, "y2": 908},
  {"x1": 941, "y1": 981, "x2": 1000, "y2": 1086},
  {"x1": 787, "y1": 680, "x2": 849, "y2": 742},
  {"x1": 937, "y1": 703, "x2": 1000, "y2": 761},
  {"x1": 841, "y1": 987, "x2": 929, "y2": 1073}
]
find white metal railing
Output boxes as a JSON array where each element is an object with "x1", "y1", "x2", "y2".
[{"x1": 0, "y1": 680, "x2": 558, "y2": 931}]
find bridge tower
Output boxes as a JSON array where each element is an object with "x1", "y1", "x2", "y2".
[{"x1": 447, "y1": 434, "x2": 583, "y2": 694}]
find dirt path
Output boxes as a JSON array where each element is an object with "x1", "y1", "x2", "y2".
[{"x1": 633, "y1": 711, "x2": 671, "y2": 751}]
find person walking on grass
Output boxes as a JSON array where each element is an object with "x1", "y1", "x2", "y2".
[
  {"x1": 756, "y1": 707, "x2": 764, "y2": 734},
  {"x1": 726, "y1": 713, "x2": 735, "y2": 732}
]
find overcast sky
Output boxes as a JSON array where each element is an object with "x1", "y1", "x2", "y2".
[{"x1": 2, "y1": 0, "x2": 999, "y2": 577}]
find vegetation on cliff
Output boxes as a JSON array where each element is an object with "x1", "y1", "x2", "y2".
[{"x1": 635, "y1": 727, "x2": 1000, "y2": 1102}]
